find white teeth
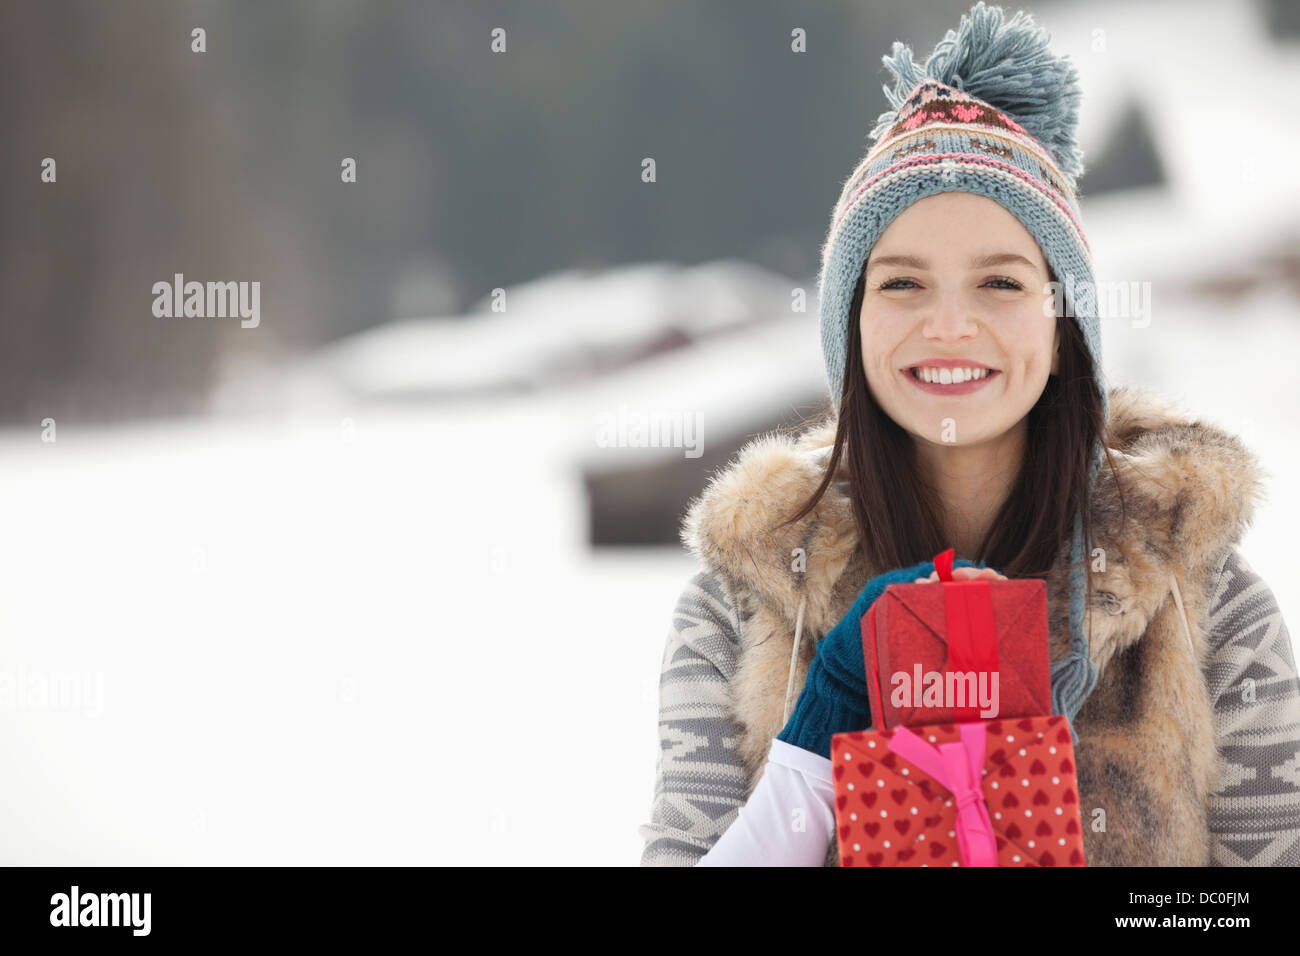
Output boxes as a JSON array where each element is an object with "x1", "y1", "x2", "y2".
[{"x1": 915, "y1": 366, "x2": 991, "y2": 384}]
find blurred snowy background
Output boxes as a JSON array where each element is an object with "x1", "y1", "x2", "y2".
[{"x1": 1, "y1": 0, "x2": 1297, "y2": 865}]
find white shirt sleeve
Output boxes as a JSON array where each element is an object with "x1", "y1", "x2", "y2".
[{"x1": 695, "y1": 738, "x2": 837, "y2": 866}]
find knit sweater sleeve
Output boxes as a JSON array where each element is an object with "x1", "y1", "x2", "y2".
[
  {"x1": 638, "y1": 567, "x2": 752, "y2": 866},
  {"x1": 1202, "y1": 547, "x2": 1300, "y2": 865}
]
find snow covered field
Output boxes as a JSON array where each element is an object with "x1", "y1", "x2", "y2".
[{"x1": 0, "y1": 395, "x2": 696, "y2": 864}]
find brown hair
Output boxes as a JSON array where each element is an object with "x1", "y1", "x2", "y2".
[{"x1": 778, "y1": 263, "x2": 1122, "y2": 590}]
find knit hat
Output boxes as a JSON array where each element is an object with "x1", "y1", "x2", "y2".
[{"x1": 815, "y1": 2, "x2": 1104, "y2": 743}]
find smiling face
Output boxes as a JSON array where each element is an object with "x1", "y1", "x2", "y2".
[{"x1": 859, "y1": 191, "x2": 1060, "y2": 451}]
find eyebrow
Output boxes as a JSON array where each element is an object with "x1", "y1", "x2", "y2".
[{"x1": 865, "y1": 252, "x2": 1039, "y2": 274}]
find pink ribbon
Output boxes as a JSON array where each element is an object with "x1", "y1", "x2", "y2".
[{"x1": 886, "y1": 723, "x2": 998, "y2": 867}]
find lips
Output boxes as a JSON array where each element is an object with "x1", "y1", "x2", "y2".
[{"x1": 901, "y1": 366, "x2": 1001, "y2": 396}]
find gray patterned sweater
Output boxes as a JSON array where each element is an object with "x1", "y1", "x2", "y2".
[{"x1": 638, "y1": 547, "x2": 1300, "y2": 866}]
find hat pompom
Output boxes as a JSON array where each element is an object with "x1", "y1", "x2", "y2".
[{"x1": 867, "y1": 1, "x2": 1084, "y2": 182}]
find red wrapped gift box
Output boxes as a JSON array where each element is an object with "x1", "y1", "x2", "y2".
[
  {"x1": 831, "y1": 715, "x2": 1086, "y2": 867},
  {"x1": 863, "y1": 548, "x2": 1050, "y2": 729}
]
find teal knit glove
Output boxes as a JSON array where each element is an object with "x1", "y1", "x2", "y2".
[{"x1": 777, "y1": 556, "x2": 988, "y2": 759}]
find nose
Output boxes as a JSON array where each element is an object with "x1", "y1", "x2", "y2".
[{"x1": 923, "y1": 289, "x2": 979, "y2": 342}]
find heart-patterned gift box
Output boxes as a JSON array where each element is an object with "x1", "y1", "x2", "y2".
[{"x1": 830, "y1": 715, "x2": 1086, "y2": 867}]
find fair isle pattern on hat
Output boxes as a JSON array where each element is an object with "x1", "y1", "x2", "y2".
[
  {"x1": 814, "y1": 2, "x2": 1106, "y2": 743},
  {"x1": 837, "y1": 79, "x2": 1091, "y2": 259}
]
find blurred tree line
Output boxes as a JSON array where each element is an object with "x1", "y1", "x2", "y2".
[{"x1": 2, "y1": 0, "x2": 1041, "y2": 424}]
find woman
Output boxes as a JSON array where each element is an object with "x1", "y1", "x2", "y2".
[{"x1": 639, "y1": 2, "x2": 1300, "y2": 866}]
